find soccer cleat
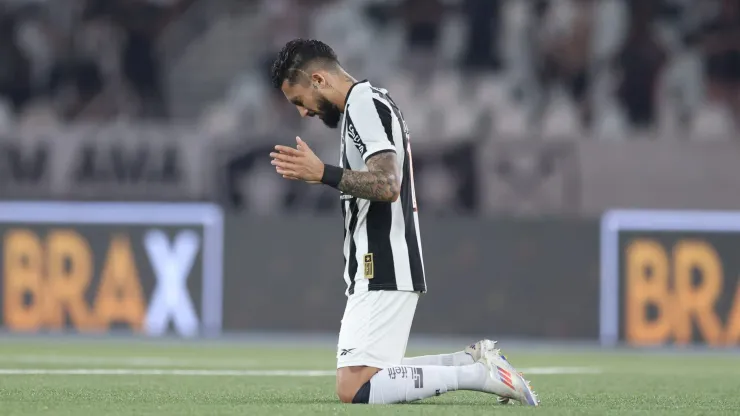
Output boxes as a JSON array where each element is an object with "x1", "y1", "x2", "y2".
[
  {"x1": 463, "y1": 340, "x2": 510, "y2": 404},
  {"x1": 479, "y1": 349, "x2": 540, "y2": 406},
  {"x1": 464, "y1": 339, "x2": 498, "y2": 362}
]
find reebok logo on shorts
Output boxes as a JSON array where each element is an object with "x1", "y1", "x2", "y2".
[{"x1": 339, "y1": 348, "x2": 356, "y2": 356}]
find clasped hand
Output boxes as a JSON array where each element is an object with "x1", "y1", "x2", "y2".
[{"x1": 270, "y1": 136, "x2": 324, "y2": 184}]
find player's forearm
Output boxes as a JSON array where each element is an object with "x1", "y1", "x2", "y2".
[
  {"x1": 320, "y1": 151, "x2": 401, "y2": 202},
  {"x1": 337, "y1": 169, "x2": 400, "y2": 202}
]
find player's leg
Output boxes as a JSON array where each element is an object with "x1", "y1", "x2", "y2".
[
  {"x1": 356, "y1": 350, "x2": 538, "y2": 405},
  {"x1": 336, "y1": 361, "x2": 491, "y2": 404},
  {"x1": 335, "y1": 290, "x2": 389, "y2": 403},
  {"x1": 402, "y1": 340, "x2": 538, "y2": 406},
  {"x1": 336, "y1": 291, "x2": 538, "y2": 405},
  {"x1": 401, "y1": 340, "x2": 497, "y2": 366},
  {"x1": 337, "y1": 290, "x2": 470, "y2": 403}
]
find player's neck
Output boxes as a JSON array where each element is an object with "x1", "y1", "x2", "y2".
[{"x1": 333, "y1": 71, "x2": 358, "y2": 111}]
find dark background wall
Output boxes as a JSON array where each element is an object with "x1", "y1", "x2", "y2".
[{"x1": 221, "y1": 216, "x2": 600, "y2": 339}]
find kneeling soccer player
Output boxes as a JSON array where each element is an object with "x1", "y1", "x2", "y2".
[{"x1": 268, "y1": 38, "x2": 539, "y2": 406}]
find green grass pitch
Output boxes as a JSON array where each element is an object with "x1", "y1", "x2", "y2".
[{"x1": 0, "y1": 339, "x2": 738, "y2": 415}]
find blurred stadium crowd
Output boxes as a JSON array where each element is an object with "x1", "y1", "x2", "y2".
[{"x1": 0, "y1": 0, "x2": 738, "y2": 143}]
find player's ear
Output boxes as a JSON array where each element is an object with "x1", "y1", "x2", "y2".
[{"x1": 311, "y1": 73, "x2": 326, "y2": 89}]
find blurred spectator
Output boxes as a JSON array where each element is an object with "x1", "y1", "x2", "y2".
[
  {"x1": 0, "y1": 6, "x2": 32, "y2": 116},
  {"x1": 47, "y1": 7, "x2": 107, "y2": 121},
  {"x1": 109, "y1": 0, "x2": 171, "y2": 119},
  {"x1": 400, "y1": 0, "x2": 445, "y2": 75},
  {"x1": 461, "y1": 0, "x2": 503, "y2": 72},
  {"x1": 533, "y1": 0, "x2": 596, "y2": 131},
  {"x1": 701, "y1": 0, "x2": 740, "y2": 129},
  {"x1": 64, "y1": 0, "x2": 195, "y2": 119},
  {"x1": 263, "y1": 0, "x2": 313, "y2": 59},
  {"x1": 615, "y1": 0, "x2": 667, "y2": 132}
]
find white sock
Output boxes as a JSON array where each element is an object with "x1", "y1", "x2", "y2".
[
  {"x1": 401, "y1": 351, "x2": 475, "y2": 367},
  {"x1": 367, "y1": 363, "x2": 488, "y2": 404}
]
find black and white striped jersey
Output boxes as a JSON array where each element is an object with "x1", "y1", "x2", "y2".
[{"x1": 339, "y1": 80, "x2": 427, "y2": 296}]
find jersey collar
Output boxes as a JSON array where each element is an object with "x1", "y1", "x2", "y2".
[{"x1": 344, "y1": 79, "x2": 368, "y2": 110}]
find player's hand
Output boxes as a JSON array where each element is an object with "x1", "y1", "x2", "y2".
[{"x1": 270, "y1": 136, "x2": 324, "y2": 184}]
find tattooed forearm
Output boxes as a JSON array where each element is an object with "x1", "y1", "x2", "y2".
[{"x1": 338, "y1": 151, "x2": 400, "y2": 202}]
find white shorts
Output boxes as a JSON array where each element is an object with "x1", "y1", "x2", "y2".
[{"x1": 336, "y1": 290, "x2": 419, "y2": 369}]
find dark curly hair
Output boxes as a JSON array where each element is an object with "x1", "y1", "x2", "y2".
[{"x1": 270, "y1": 39, "x2": 339, "y2": 89}]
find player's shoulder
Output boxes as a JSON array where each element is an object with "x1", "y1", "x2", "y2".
[
  {"x1": 347, "y1": 81, "x2": 392, "y2": 112},
  {"x1": 349, "y1": 80, "x2": 391, "y2": 102}
]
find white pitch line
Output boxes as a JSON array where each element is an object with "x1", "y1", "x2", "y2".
[
  {"x1": 518, "y1": 367, "x2": 601, "y2": 375},
  {"x1": 0, "y1": 369, "x2": 336, "y2": 376},
  {"x1": 0, "y1": 355, "x2": 260, "y2": 368},
  {"x1": 0, "y1": 367, "x2": 600, "y2": 376}
]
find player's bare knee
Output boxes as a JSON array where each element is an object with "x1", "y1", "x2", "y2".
[
  {"x1": 335, "y1": 373, "x2": 359, "y2": 404},
  {"x1": 336, "y1": 366, "x2": 379, "y2": 404},
  {"x1": 336, "y1": 379, "x2": 369, "y2": 404},
  {"x1": 336, "y1": 384, "x2": 356, "y2": 404}
]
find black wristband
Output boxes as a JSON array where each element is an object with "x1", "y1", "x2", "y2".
[{"x1": 321, "y1": 164, "x2": 344, "y2": 188}]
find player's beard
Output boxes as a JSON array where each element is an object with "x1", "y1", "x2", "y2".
[{"x1": 317, "y1": 95, "x2": 342, "y2": 129}]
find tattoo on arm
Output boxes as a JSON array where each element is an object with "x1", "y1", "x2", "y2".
[{"x1": 338, "y1": 151, "x2": 400, "y2": 202}]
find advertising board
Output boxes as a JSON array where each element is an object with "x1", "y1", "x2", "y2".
[
  {"x1": 0, "y1": 202, "x2": 223, "y2": 337},
  {"x1": 600, "y1": 210, "x2": 740, "y2": 346}
]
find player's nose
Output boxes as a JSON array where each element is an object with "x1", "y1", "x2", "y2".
[{"x1": 298, "y1": 107, "x2": 312, "y2": 118}]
